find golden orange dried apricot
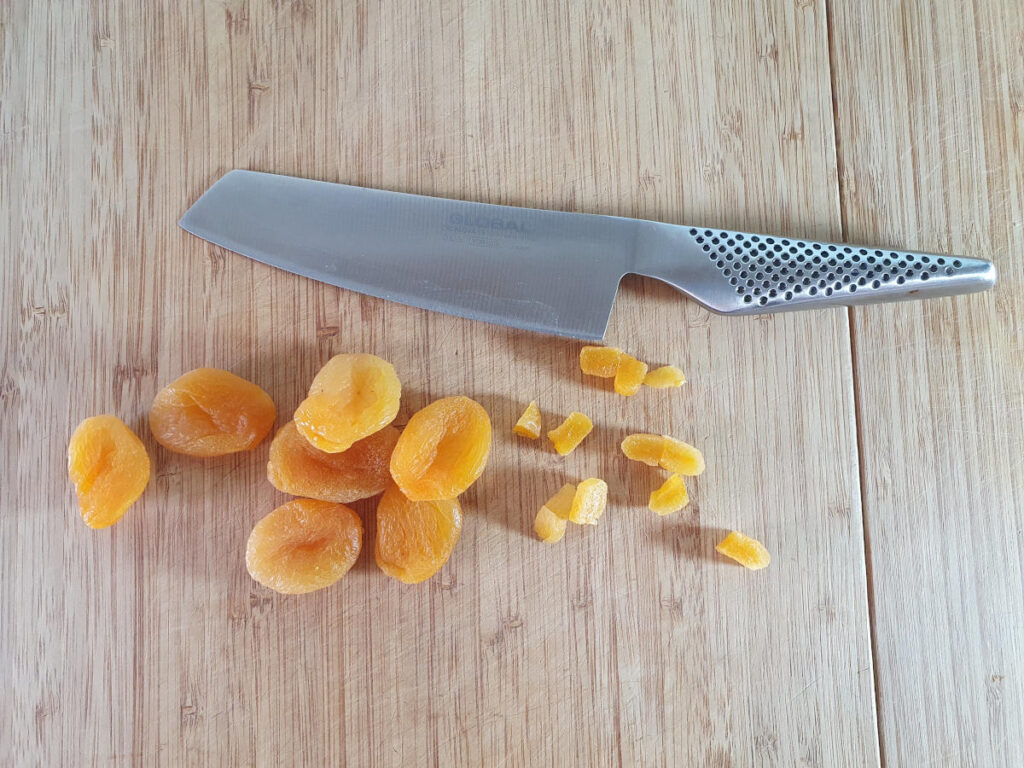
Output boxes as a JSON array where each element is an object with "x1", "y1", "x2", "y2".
[
  {"x1": 569, "y1": 478, "x2": 608, "y2": 525},
  {"x1": 149, "y1": 368, "x2": 276, "y2": 457},
  {"x1": 643, "y1": 365, "x2": 686, "y2": 389},
  {"x1": 245, "y1": 499, "x2": 362, "y2": 594},
  {"x1": 267, "y1": 421, "x2": 400, "y2": 503},
  {"x1": 513, "y1": 400, "x2": 542, "y2": 439},
  {"x1": 649, "y1": 474, "x2": 689, "y2": 516},
  {"x1": 715, "y1": 531, "x2": 771, "y2": 570},
  {"x1": 621, "y1": 434, "x2": 705, "y2": 476},
  {"x1": 375, "y1": 483, "x2": 462, "y2": 583},
  {"x1": 613, "y1": 354, "x2": 648, "y2": 396},
  {"x1": 547, "y1": 411, "x2": 593, "y2": 456},
  {"x1": 389, "y1": 396, "x2": 491, "y2": 501},
  {"x1": 68, "y1": 415, "x2": 150, "y2": 529},
  {"x1": 580, "y1": 345, "x2": 623, "y2": 377},
  {"x1": 534, "y1": 483, "x2": 576, "y2": 543},
  {"x1": 294, "y1": 353, "x2": 401, "y2": 453}
]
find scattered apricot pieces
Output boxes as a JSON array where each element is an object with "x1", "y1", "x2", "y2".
[
  {"x1": 613, "y1": 354, "x2": 648, "y2": 396},
  {"x1": 643, "y1": 365, "x2": 686, "y2": 389},
  {"x1": 513, "y1": 400, "x2": 542, "y2": 439},
  {"x1": 390, "y1": 395, "x2": 491, "y2": 501},
  {"x1": 149, "y1": 368, "x2": 276, "y2": 457},
  {"x1": 547, "y1": 411, "x2": 593, "y2": 456},
  {"x1": 715, "y1": 531, "x2": 771, "y2": 570},
  {"x1": 534, "y1": 484, "x2": 576, "y2": 543},
  {"x1": 621, "y1": 434, "x2": 705, "y2": 476},
  {"x1": 579, "y1": 345, "x2": 623, "y2": 377},
  {"x1": 267, "y1": 421, "x2": 400, "y2": 503},
  {"x1": 649, "y1": 474, "x2": 689, "y2": 516},
  {"x1": 294, "y1": 353, "x2": 401, "y2": 453},
  {"x1": 569, "y1": 478, "x2": 608, "y2": 525},
  {"x1": 245, "y1": 499, "x2": 362, "y2": 594},
  {"x1": 68, "y1": 415, "x2": 151, "y2": 529},
  {"x1": 375, "y1": 483, "x2": 462, "y2": 583}
]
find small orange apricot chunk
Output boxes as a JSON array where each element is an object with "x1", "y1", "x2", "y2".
[
  {"x1": 149, "y1": 368, "x2": 276, "y2": 457},
  {"x1": 649, "y1": 474, "x2": 689, "y2": 516},
  {"x1": 68, "y1": 415, "x2": 150, "y2": 529},
  {"x1": 580, "y1": 345, "x2": 623, "y2": 377},
  {"x1": 643, "y1": 365, "x2": 686, "y2": 389},
  {"x1": 294, "y1": 354, "x2": 401, "y2": 453},
  {"x1": 534, "y1": 484, "x2": 576, "y2": 543},
  {"x1": 547, "y1": 411, "x2": 593, "y2": 456},
  {"x1": 513, "y1": 400, "x2": 542, "y2": 439},
  {"x1": 267, "y1": 421, "x2": 400, "y2": 503},
  {"x1": 245, "y1": 499, "x2": 362, "y2": 594},
  {"x1": 375, "y1": 483, "x2": 462, "y2": 583},
  {"x1": 613, "y1": 354, "x2": 648, "y2": 396},
  {"x1": 621, "y1": 434, "x2": 705, "y2": 476},
  {"x1": 569, "y1": 478, "x2": 608, "y2": 525},
  {"x1": 715, "y1": 531, "x2": 771, "y2": 570},
  {"x1": 390, "y1": 396, "x2": 491, "y2": 501}
]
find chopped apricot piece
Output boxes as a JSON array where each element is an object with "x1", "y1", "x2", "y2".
[
  {"x1": 580, "y1": 345, "x2": 623, "y2": 377},
  {"x1": 649, "y1": 474, "x2": 689, "y2": 516},
  {"x1": 621, "y1": 434, "x2": 705, "y2": 476},
  {"x1": 513, "y1": 400, "x2": 542, "y2": 439},
  {"x1": 68, "y1": 415, "x2": 150, "y2": 529},
  {"x1": 375, "y1": 483, "x2": 462, "y2": 583},
  {"x1": 643, "y1": 365, "x2": 687, "y2": 389},
  {"x1": 150, "y1": 368, "x2": 276, "y2": 456},
  {"x1": 534, "y1": 484, "x2": 576, "y2": 543},
  {"x1": 389, "y1": 396, "x2": 491, "y2": 501},
  {"x1": 267, "y1": 421, "x2": 400, "y2": 502},
  {"x1": 613, "y1": 354, "x2": 648, "y2": 396},
  {"x1": 294, "y1": 354, "x2": 401, "y2": 453},
  {"x1": 619, "y1": 433, "x2": 664, "y2": 466},
  {"x1": 715, "y1": 531, "x2": 771, "y2": 570},
  {"x1": 547, "y1": 412, "x2": 593, "y2": 456},
  {"x1": 245, "y1": 499, "x2": 362, "y2": 594},
  {"x1": 569, "y1": 478, "x2": 608, "y2": 525}
]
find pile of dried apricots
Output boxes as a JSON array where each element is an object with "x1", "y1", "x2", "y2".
[{"x1": 68, "y1": 345, "x2": 769, "y2": 595}]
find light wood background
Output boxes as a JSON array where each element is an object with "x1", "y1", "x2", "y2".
[{"x1": 2, "y1": 1, "x2": 1020, "y2": 765}]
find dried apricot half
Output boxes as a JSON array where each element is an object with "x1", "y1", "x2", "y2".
[
  {"x1": 643, "y1": 365, "x2": 686, "y2": 389},
  {"x1": 547, "y1": 411, "x2": 593, "y2": 456},
  {"x1": 621, "y1": 434, "x2": 705, "y2": 476},
  {"x1": 68, "y1": 415, "x2": 150, "y2": 529},
  {"x1": 267, "y1": 421, "x2": 400, "y2": 503},
  {"x1": 245, "y1": 499, "x2": 362, "y2": 594},
  {"x1": 649, "y1": 474, "x2": 689, "y2": 516},
  {"x1": 375, "y1": 483, "x2": 462, "y2": 584},
  {"x1": 715, "y1": 531, "x2": 770, "y2": 570},
  {"x1": 390, "y1": 396, "x2": 491, "y2": 501},
  {"x1": 613, "y1": 354, "x2": 648, "y2": 396},
  {"x1": 513, "y1": 400, "x2": 542, "y2": 439},
  {"x1": 294, "y1": 353, "x2": 401, "y2": 453},
  {"x1": 580, "y1": 345, "x2": 623, "y2": 377},
  {"x1": 534, "y1": 483, "x2": 576, "y2": 543},
  {"x1": 150, "y1": 368, "x2": 276, "y2": 457},
  {"x1": 569, "y1": 478, "x2": 608, "y2": 525}
]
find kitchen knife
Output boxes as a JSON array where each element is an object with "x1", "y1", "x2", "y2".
[{"x1": 180, "y1": 170, "x2": 996, "y2": 340}]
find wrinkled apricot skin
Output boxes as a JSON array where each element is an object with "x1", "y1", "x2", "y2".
[
  {"x1": 649, "y1": 474, "x2": 689, "y2": 516},
  {"x1": 150, "y1": 368, "x2": 276, "y2": 457},
  {"x1": 716, "y1": 531, "x2": 771, "y2": 570},
  {"x1": 375, "y1": 483, "x2": 462, "y2": 583},
  {"x1": 390, "y1": 396, "x2": 492, "y2": 501},
  {"x1": 644, "y1": 365, "x2": 686, "y2": 389},
  {"x1": 569, "y1": 478, "x2": 608, "y2": 525},
  {"x1": 614, "y1": 354, "x2": 648, "y2": 396},
  {"x1": 513, "y1": 400, "x2": 542, "y2": 439},
  {"x1": 580, "y1": 346, "x2": 623, "y2": 377},
  {"x1": 267, "y1": 421, "x2": 400, "y2": 503},
  {"x1": 246, "y1": 499, "x2": 362, "y2": 594},
  {"x1": 534, "y1": 484, "x2": 576, "y2": 542},
  {"x1": 294, "y1": 354, "x2": 401, "y2": 453},
  {"x1": 621, "y1": 434, "x2": 705, "y2": 476},
  {"x1": 68, "y1": 416, "x2": 150, "y2": 529},
  {"x1": 547, "y1": 412, "x2": 593, "y2": 456}
]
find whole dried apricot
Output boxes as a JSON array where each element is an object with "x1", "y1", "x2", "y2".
[
  {"x1": 569, "y1": 478, "x2": 608, "y2": 525},
  {"x1": 649, "y1": 474, "x2": 689, "y2": 515},
  {"x1": 621, "y1": 434, "x2": 705, "y2": 476},
  {"x1": 150, "y1": 368, "x2": 276, "y2": 457},
  {"x1": 375, "y1": 483, "x2": 462, "y2": 583},
  {"x1": 294, "y1": 354, "x2": 401, "y2": 453},
  {"x1": 267, "y1": 421, "x2": 400, "y2": 503},
  {"x1": 245, "y1": 499, "x2": 362, "y2": 594},
  {"x1": 613, "y1": 354, "x2": 648, "y2": 396},
  {"x1": 580, "y1": 346, "x2": 623, "y2": 377},
  {"x1": 715, "y1": 531, "x2": 770, "y2": 570},
  {"x1": 534, "y1": 483, "x2": 576, "y2": 543},
  {"x1": 643, "y1": 365, "x2": 686, "y2": 389},
  {"x1": 68, "y1": 415, "x2": 150, "y2": 529},
  {"x1": 547, "y1": 411, "x2": 593, "y2": 456},
  {"x1": 513, "y1": 400, "x2": 542, "y2": 439},
  {"x1": 389, "y1": 396, "x2": 491, "y2": 501}
]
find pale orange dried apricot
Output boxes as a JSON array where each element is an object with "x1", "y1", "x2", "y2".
[
  {"x1": 375, "y1": 483, "x2": 462, "y2": 583},
  {"x1": 621, "y1": 434, "x2": 705, "y2": 476},
  {"x1": 149, "y1": 368, "x2": 276, "y2": 457},
  {"x1": 390, "y1": 396, "x2": 491, "y2": 501},
  {"x1": 569, "y1": 478, "x2": 608, "y2": 525},
  {"x1": 267, "y1": 421, "x2": 400, "y2": 503},
  {"x1": 547, "y1": 411, "x2": 593, "y2": 456},
  {"x1": 716, "y1": 531, "x2": 770, "y2": 570},
  {"x1": 68, "y1": 415, "x2": 150, "y2": 529},
  {"x1": 534, "y1": 483, "x2": 576, "y2": 542},
  {"x1": 245, "y1": 499, "x2": 362, "y2": 594},
  {"x1": 614, "y1": 354, "x2": 648, "y2": 396},
  {"x1": 294, "y1": 353, "x2": 401, "y2": 453},
  {"x1": 643, "y1": 365, "x2": 686, "y2": 389},
  {"x1": 513, "y1": 400, "x2": 542, "y2": 439},
  {"x1": 580, "y1": 346, "x2": 623, "y2": 377},
  {"x1": 649, "y1": 474, "x2": 689, "y2": 516}
]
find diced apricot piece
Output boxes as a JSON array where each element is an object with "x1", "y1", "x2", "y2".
[
  {"x1": 715, "y1": 531, "x2": 771, "y2": 570},
  {"x1": 580, "y1": 345, "x2": 623, "y2": 377},
  {"x1": 294, "y1": 354, "x2": 401, "y2": 453},
  {"x1": 569, "y1": 478, "x2": 608, "y2": 525},
  {"x1": 621, "y1": 433, "x2": 705, "y2": 476},
  {"x1": 547, "y1": 412, "x2": 593, "y2": 456},
  {"x1": 513, "y1": 400, "x2": 542, "y2": 439},
  {"x1": 643, "y1": 365, "x2": 687, "y2": 389},
  {"x1": 620, "y1": 433, "x2": 665, "y2": 467},
  {"x1": 245, "y1": 499, "x2": 362, "y2": 594},
  {"x1": 68, "y1": 415, "x2": 150, "y2": 529},
  {"x1": 267, "y1": 421, "x2": 400, "y2": 503},
  {"x1": 150, "y1": 368, "x2": 276, "y2": 457},
  {"x1": 534, "y1": 483, "x2": 576, "y2": 542},
  {"x1": 375, "y1": 483, "x2": 462, "y2": 583},
  {"x1": 543, "y1": 483, "x2": 577, "y2": 519},
  {"x1": 649, "y1": 474, "x2": 689, "y2": 516},
  {"x1": 613, "y1": 354, "x2": 648, "y2": 396},
  {"x1": 389, "y1": 396, "x2": 491, "y2": 501}
]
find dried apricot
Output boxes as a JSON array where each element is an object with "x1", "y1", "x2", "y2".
[
  {"x1": 294, "y1": 353, "x2": 401, "y2": 453},
  {"x1": 643, "y1": 365, "x2": 686, "y2": 389},
  {"x1": 716, "y1": 531, "x2": 770, "y2": 570},
  {"x1": 580, "y1": 345, "x2": 623, "y2": 377},
  {"x1": 649, "y1": 474, "x2": 689, "y2": 516},
  {"x1": 245, "y1": 499, "x2": 362, "y2": 594},
  {"x1": 513, "y1": 400, "x2": 542, "y2": 439},
  {"x1": 534, "y1": 484, "x2": 576, "y2": 542},
  {"x1": 569, "y1": 478, "x2": 608, "y2": 525},
  {"x1": 547, "y1": 411, "x2": 593, "y2": 456},
  {"x1": 375, "y1": 483, "x2": 462, "y2": 583},
  {"x1": 614, "y1": 354, "x2": 648, "y2": 396},
  {"x1": 390, "y1": 396, "x2": 491, "y2": 501},
  {"x1": 149, "y1": 368, "x2": 276, "y2": 457},
  {"x1": 267, "y1": 421, "x2": 400, "y2": 503},
  {"x1": 68, "y1": 415, "x2": 150, "y2": 529},
  {"x1": 621, "y1": 434, "x2": 705, "y2": 476}
]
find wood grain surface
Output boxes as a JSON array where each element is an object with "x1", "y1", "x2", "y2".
[{"x1": 0, "y1": 1, "x2": 1018, "y2": 766}]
